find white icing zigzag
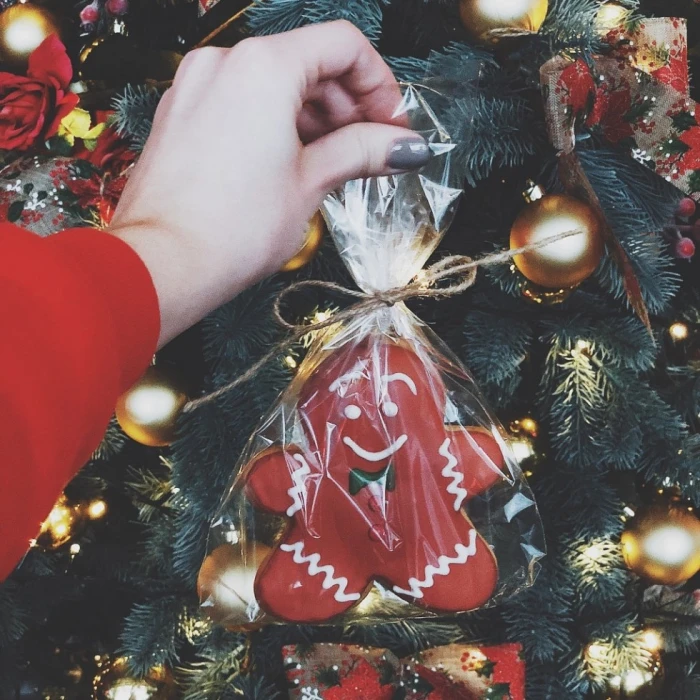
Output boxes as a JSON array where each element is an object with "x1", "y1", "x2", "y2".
[
  {"x1": 280, "y1": 541, "x2": 362, "y2": 603},
  {"x1": 439, "y1": 438, "x2": 468, "y2": 511},
  {"x1": 392, "y1": 530, "x2": 478, "y2": 599},
  {"x1": 286, "y1": 454, "x2": 310, "y2": 517}
]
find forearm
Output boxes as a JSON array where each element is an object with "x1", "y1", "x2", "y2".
[{"x1": 0, "y1": 224, "x2": 159, "y2": 579}]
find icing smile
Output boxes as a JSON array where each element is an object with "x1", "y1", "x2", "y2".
[{"x1": 342, "y1": 435, "x2": 407, "y2": 462}]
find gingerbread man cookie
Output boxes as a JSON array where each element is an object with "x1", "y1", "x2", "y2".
[{"x1": 243, "y1": 340, "x2": 504, "y2": 623}]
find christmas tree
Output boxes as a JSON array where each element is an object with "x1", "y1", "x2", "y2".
[{"x1": 1, "y1": 0, "x2": 700, "y2": 698}]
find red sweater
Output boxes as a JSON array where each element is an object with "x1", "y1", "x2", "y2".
[{"x1": 0, "y1": 223, "x2": 160, "y2": 581}]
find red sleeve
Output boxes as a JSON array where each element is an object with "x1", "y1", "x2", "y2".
[{"x1": 0, "y1": 224, "x2": 160, "y2": 581}]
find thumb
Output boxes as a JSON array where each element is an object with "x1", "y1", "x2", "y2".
[{"x1": 302, "y1": 123, "x2": 431, "y2": 195}]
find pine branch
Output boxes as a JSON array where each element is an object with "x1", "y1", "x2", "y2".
[
  {"x1": 111, "y1": 85, "x2": 162, "y2": 152},
  {"x1": 120, "y1": 596, "x2": 184, "y2": 675}
]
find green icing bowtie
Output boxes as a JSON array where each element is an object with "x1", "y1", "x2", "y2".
[{"x1": 349, "y1": 462, "x2": 396, "y2": 496}]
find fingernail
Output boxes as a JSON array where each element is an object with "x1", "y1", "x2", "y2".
[{"x1": 386, "y1": 136, "x2": 431, "y2": 171}]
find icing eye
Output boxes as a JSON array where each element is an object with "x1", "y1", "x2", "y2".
[
  {"x1": 382, "y1": 402, "x2": 398, "y2": 417},
  {"x1": 344, "y1": 405, "x2": 361, "y2": 420}
]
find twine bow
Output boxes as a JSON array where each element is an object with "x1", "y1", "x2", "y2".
[{"x1": 183, "y1": 229, "x2": 580, "y2": 413}]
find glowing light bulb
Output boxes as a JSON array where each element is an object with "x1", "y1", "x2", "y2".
[
  {"x1": 87, "y1": 499, "x2": 107, "y2": 520},
  {"x1": 669, "y1": 322, "x2": 689, "y2": 341},
  {"x1": 622, "y1": 669, "x2": 646, "y2": 692},
  {"x1": 584, "y1": 543, "x2": 604, "y2": 561},
  {"x1": 587, "y1": 642, "x2": 609, "y2": 660},
  {"x1": 641, "y1": 629, "x2": 662, "y2": 651}
]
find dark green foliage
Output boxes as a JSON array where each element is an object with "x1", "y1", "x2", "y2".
[
  {"x1": 111, "y1": 85, "x2": 162, "y2": 152},
  {"x1": 120, "y1": 597, "x2": 183, "y2": 675}
]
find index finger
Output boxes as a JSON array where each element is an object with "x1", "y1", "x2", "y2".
[{"x1": 268, "y1": 20, "x2": 406, "y2": 126}]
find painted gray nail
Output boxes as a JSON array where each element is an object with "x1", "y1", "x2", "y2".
[{"x1": 386, "y1": 137, "x2": 431, "y2": 171}]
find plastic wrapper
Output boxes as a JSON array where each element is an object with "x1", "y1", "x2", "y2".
[{"x1": 200, "y1": 84, "x2": 545, "y2": 628}]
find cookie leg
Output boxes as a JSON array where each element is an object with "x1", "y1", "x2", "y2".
[
  {"x1": 391, "y1": 529, "x2": 499, "y2": 613},
  {"x1": 255, "y1": 536, "x2": 370, "y2": 623}
]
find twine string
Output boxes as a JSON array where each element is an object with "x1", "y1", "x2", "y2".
[{"x1": 183, "y1": 228, "x2": 581, "y2": 413}]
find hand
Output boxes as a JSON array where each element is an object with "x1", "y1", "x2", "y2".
[{"x1": 108, "y1": 21, "x2": 430, "y2": 347}]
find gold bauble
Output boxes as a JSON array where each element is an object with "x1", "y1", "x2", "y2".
[
  {"x1": 459, "y1": 0, "x2": 548, "y2": 41},
  {"x1": 621, "y1": 505, "x2": 700, "y2": 585},
  {"x1": 511, "y1": 189, "x2": 604, "y2": 289},
  {"x1": 281, "y1": 211, "x2": 326, "y2": 272},
  {"x1": 508, "y1": 417, "x2": 542, "y2": 476},
  {"x1": 115, "y1": 366, "x2": 188, "y2": 447},
  {"x1": 36, "y1": 495, "x2": 85, "y2": 550},
  {"x1": 0, "y1": 4, "x2": 61, "y2": 71},
  {"x1": 93, "y1": 657, "x2": 176, "y2": 700},
  {"x1": 602, "y1": 651, "x2": 665, "y2": 700},
  {"x1": 198, "y1": 542, "x2": 272, "y2": 629}
]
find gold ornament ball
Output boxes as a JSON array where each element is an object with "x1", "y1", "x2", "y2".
[
  {"x1": 459, "y1": 0, "x2": 548, "y2": 41},
  {"x1": 511, "y1": 192, "x2": 604, "y2": 289},
  {"x1": 115, "y1": 366, "x2": 188, "y2": 447},
  {"x1": 281, "y1": 211, "x2": 326, "y2": 272},
  {"x1": 621, "y1": 505, "x2": 700, "y2": 585},
  {"x1": 36, "y1": 495, "x2": 85, "y2": 550},
  {"x1": 93, "y1": 657, "x2": 176, "y2": 700},
  {"x1": 603, "y1": 651, "x2": 665, "y2": 700},
  {"x1": 198, "y1": 542, "x2": 272, "y2": 628},
  {"x1": 0, "y1": 4, "x2": 61, "y2": 71}
]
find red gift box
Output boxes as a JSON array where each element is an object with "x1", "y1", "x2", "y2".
[{"x1": 283, "y1": 642, "x2": 525, "y2": 700}]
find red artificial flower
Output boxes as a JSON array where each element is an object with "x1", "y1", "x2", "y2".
[
  {"x1": 66, "y1": 171, "x2": 128, "y2": 225},
  {"x1": 680, "y1": 123, "x2": 700, "y2": 171},
  {"x1": 324, "y1": 660, "x2": 394, "y2": 700},
  {"x1": 0, "y1": 36, "x2": 79, "y2": 151},
  {"x1": 557, "y1": 59, "x2": 595, "y2": 115},
  {"x1": 586, "y1": 85, "x2": 634, "y2": 143},
  {"x1": 652, "y1": 47, "x2": 689, "y2": 94}
]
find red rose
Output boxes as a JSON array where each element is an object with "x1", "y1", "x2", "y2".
[{"x1": 0, "y1": 35, "x2": 79, "y2": 151}]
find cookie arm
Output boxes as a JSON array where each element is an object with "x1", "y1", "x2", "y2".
[
  {"x1": 244, "y1": 448, "x2": 312, "y2": 516},
  {"x1": 447, "y1": 427, "x2": 506, "y2": 498}
]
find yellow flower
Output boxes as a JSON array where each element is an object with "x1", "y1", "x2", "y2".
[{"x1": 58, "y1": 108, "x2": 107, "y2": 146}]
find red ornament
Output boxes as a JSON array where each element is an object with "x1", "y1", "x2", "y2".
[
  {"x1": 676, "y1": 197, "x2": 696, "y2": 218},
  {"x1": 80, "y1": 3, "x2": 100, "y2": 24},
  {"x1": 675, "y1": 236, "x2": 695, "y2": 259},
  {"x1": 105, "y1": 0, "x2": 128, "y2": 15},
  {"x1": 243, "y1": 340, "x2": 503, "y2": 623}
]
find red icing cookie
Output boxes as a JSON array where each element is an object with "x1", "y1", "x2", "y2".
[{"x1": 243, "y1": 340, "x2": 503, "y2": 623}]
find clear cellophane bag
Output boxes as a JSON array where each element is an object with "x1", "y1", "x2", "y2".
[{"x1": 200, "y1": 82, "x2": 545, "y2": 628}]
